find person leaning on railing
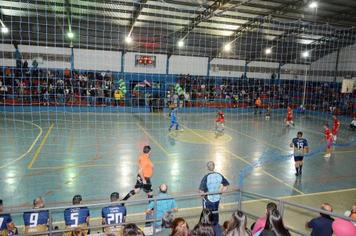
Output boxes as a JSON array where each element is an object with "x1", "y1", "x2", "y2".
[
  {"x1": 199, "y1": 161, "x2": 230, "y2": 226},
  {"x1": 305, "y1": 203, "x2": 333, "y2": 236},
  {"x1": 23, "y1": 197, "x2": 49, "y2": 235},
  {"x1": 0, "y1": 199, "x2": 17, "y2": 236}
]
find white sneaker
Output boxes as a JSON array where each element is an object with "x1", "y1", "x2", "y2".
[{"x1": 324, "y1": 153, "x2": 331, "y2": 158}]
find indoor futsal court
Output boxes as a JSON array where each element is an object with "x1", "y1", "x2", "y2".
[{"x1": 0, "y1": 0, "x2": 356, "y2": 235}]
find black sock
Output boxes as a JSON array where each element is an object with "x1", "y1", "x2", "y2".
[
  {"x1": 123, "y1": 190, "x2": 135, "y2": 201},
  {"x1": 299, "y1": 165, "x2": 303, "y2": 174},
  {"x1": 295, "y1": 167, "x2": 299, "y2": 173},
  {"x1": 147, "y1": 194, "x2": 153, "y2": 199}
]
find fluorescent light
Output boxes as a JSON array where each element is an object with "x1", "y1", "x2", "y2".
[
  {"x1": 309, "y1": 2, "x2": 318, "y2": 8},
  {"x1": 265, "y1": 48, "x2": 272, "y2": 55},
  {"x1": 223, "y1": 43, "x2": 231, "y2": 52},
  {"x1": 177, "y1": 40, "x2": 184, "y2": 48},
  {"x1": 67, "y1": 31, "x2": 74, "y2": 39},
  {"x1": 125, "y1": 36, "x2": 132, "y2": 44},
  {"x1": 1, "y1": 27, "x2": 9, "y2": 34},
  {"x1": 302, "y1": 50, "x2": 310, "y2": 58}
]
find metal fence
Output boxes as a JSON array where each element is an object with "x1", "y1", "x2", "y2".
[{"x1": 2, "y1": 189, "x2": 355, "y2": 236}]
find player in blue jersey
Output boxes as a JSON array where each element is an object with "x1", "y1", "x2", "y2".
[
  {"x1": 64, "y1": 195, "x2": 90, "y2": 236},
  {"x1": 290, "y1": 131, "x2": 309, "y2": 176},
  {"x1": 102, "y1": 192, "x2": 127, "y2": 235},
  {"x1": 0, "y1": 200, "x2": 16, "y2": 236},
  {"x1": 169, "y1": 107, "x2": 180, "y2": 132},
  {"x1": 23, "y1": 197, "x2": 49, "y2": 234}
]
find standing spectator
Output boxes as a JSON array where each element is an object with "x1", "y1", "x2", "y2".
[
  {"x1": 102, "y1": 192, "x2": 127, "y2": 235},
  {"x1": 199, "y1": 161, "x2": 229, "y2": 225},
  {"x1": 170, "y1": 218, "x2": 189, "y2": 236},
  {"x1": 64, "y1": 195, "x2": 90, "y2": 236},
  {"x1": 261, "y1": 209, "x2": 290, "y2": 236},
  {"x1": 0, "y1": 200, "x2": 16, "y2": 236},
  {"x1": 225, "y1": 210, "x2": 251, "y2": 236},
  {"x1": 251, "y1": 202, "x2": 277, "y2": 235},
  {"x1": 23, "y1": 197, "x2": 49, "y2": 234},
  {"x1": 306, "y1": 203, "x2": 334, "y2": 236},
  {"x1": 14, "y1": 43, "x2": 22, "y2": 69},
  {"x1": 145, "y1": 184, "x2": 178, "y2": 230}
]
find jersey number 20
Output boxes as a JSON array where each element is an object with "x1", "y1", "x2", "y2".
[{"x1": 107, "y1": 213, "x2": 123, "y2": 224}]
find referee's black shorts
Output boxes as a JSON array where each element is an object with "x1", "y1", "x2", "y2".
[
  {"x1": 134, "y1": 175, "x2": 153, "y2": 193},
  {"x1": 294, "y1": 156, "x2": 304, "y2": 162}
]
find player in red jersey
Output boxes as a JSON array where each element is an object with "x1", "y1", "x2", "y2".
[
  {"x1": 332, "y1": 115, "x2": 341, "y2": 143},
  {"x1": 324, "y1": 124, "x2": 333, "y2": 158},
  {"x1": 215, "y1": 110, "x2": 225, "y2": 133},
  {"x1": 285, "y1": 106, "x2": 295, "y2": 127}
]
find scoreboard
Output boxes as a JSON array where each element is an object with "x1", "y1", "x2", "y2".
[{"x1": 135, "y1": 55, "x2": 156, "y2": 67}]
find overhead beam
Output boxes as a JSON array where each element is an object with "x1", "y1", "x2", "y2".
[
  {"x1": 176, "y1": 0, "x2": 233, "y2": 40},
  {"x1": 128, "y1": 0, "x2": 148, "y2": 36}
]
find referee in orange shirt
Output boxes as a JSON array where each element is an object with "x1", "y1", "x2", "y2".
[{"x1": 123, "y1": 145, "x2": 154, "y2": 200}]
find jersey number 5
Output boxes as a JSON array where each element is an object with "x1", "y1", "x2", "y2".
[{"x1": 70, "y1": 213, "x2": 79, "y2": 227}]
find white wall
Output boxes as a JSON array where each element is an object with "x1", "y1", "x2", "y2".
[
  {"x1": 209, "y1": 58, "x2": 245, "y2": 77},
  {"x1": 169, "y1": 55, "x2": 208, "y2": 76},
  {"x1": 0, "y1": 43, "x2": 71, "y2": 69},
  {"x1": 124, "y1": 52, "x2": 166, "y2": 74},
  {"x1": 74, "y1": 49, "x2": 121, "y2": 71}
]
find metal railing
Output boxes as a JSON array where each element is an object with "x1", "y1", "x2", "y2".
[{"x1": 2, "y1": 188, "x2": 355, "y2": 236}]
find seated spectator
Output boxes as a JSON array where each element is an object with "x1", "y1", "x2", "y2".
[
  {"x1": 225, "y1": 210, "x2": 251, "y2": 236},
  {"x1": 350, "y1": 117, "x2": 356, "y2": 130},
  {"x1": 102, "y1": 192, "x2": 127, "y2": 235},
  {"x1": 191, "y1": 222, "x2": 215, "y2": 236},
  {"x1": 64, "y1": 195, "x2": 90, "y2": 236},
  {"x1": 260, "y1": 209, "x2": 290, "y2": 236},
  {"x1": 23, "y1": 197, "x2": 49, "y2": 234},
  {"x1": 145, "y1": 184, "x2": 177, "y2": 230},
  {"x1": 251, "y1": 202, "x2": 277, "y2": 235},
  {"x1": 170, "y1": 218, "x2": 189, "y2": 236},
  {"x1": 332, "y1": 218, "x2": 356, "y2": 236},
  {"x1": 0, "y1": 199, "x2": 16, "y2": 236},
  {"x1": 306, "y1": 203, "x2": 333, "y2": 236},
  {"x1": 123, "y1": 223, "x2": 145, "y2": 236},
  {"x1": 194, "y1": 209, "x2": 221, "y2": 236}
]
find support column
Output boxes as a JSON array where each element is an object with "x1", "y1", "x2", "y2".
[
  {"x1": 70, "y1": 46, "x2": 74, "y2": 71},
  {"x1": 166, "y1": 54, "x2": 171, "y2": 75},
  {"x1": 334, "y1": 48, "x2": 340, "y2": 82},
  {"x1": 244, "y1": 61, "x2": 248, "y2": 79},
  {"x1": 121, "y1": 50, "x2": 125, "y2": 74},
  {"x1": 277, "y1": 62, "x2": 282, "y2": 80},
  {"x1": 207, "y1": 57, "x2": 212, "y2": 77}
]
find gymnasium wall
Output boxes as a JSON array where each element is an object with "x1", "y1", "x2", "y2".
[{"x1": 1, "y1": 43, "x2": 355, "y2": 82}]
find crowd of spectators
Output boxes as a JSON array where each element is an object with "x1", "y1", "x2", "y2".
[
  {"x1": 0, "y1": 67, "x2": 354, "y2": 116},
  {"x1": 169, "y1": 74, "x2": 354, "y2": 114}
]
